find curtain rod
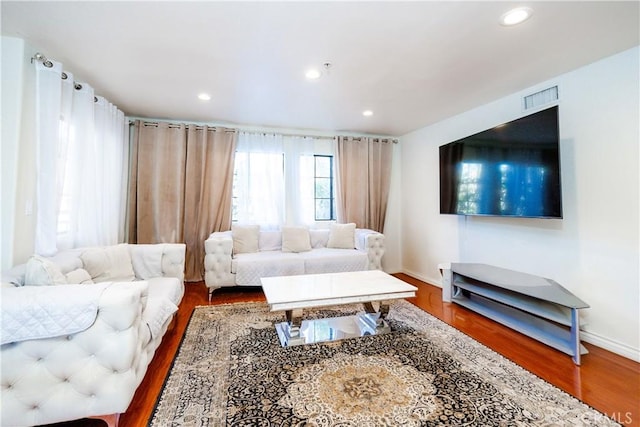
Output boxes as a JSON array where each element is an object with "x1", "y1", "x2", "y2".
[
  {"x1": 133, "y1": 121, "x2": 238, "y2": 132},
  {"x1": 31, "y1": 52, "x2": 51, "y2": 66},
  {"x1": 256, "y1": 132, "x2": 399, "y2": 143},
  {"x1": 129, "y1": 119, "x2": 398, "y2": 143},
  {"x1": 243, "y1": 131, "x2": 335, "y2": 141},
  {"x1": 32, "y1": 52, "x2": 100, "y2": 104}
]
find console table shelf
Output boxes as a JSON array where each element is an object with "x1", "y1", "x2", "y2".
[{"x1": 442, "y1": 263, "x2": 589, "y2": 365}]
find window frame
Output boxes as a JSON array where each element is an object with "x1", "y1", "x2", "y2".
[
  {"x1": 230, "y1": 133, "x2": 336, "y2": 226},
  {"x1": 313, "y1": 154, "x2": 336, "y2": 221}
]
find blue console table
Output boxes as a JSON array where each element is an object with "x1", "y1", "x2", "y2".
[{"x1": 441, "y1": 263, "x2": 589, "y2": 365}]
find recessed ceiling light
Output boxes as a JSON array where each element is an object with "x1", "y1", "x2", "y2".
[
  {"x1": 305, "y1": 69, "x2": 321, "y2": 80},
  {"x1": 198, "y1": 93, "x2": 211, "y2": 101},
  {"x1": 362, "y1": 110, "x2": 373, "y2": 117},
  {"x1": 500, "y1": 7, "x2": 533, "y2": 26}
]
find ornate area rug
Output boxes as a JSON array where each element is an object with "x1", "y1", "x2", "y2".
[{"x1": 150, "y1": 301, "x2": 618, "y2": 426}]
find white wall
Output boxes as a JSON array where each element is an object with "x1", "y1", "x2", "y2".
[
  {"x1": 380, "y1": 141, "x2": 402, "y2": 273},
  {"x1": 1, "y1": 37, "x2": 38, "y2": 269},
  {"x1": 1, "y1": 37, "x2": 23, "y2": 269},
  {"x1": 399, "y1": 47, "x2": 640, "y2": 360}
]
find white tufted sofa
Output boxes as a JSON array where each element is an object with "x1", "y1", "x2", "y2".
[
  {"x1": 0, "y1": 243, "x2": 186, "y2": 427},
  {"x1": 204, "y1": 227, "x2": 385, "y2": 300}
]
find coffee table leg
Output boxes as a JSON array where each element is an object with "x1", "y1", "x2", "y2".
[
  {"x1": 285, "y1": 308, "x2": 303, "y2": 339},
  {"x1": 362, "y1": 301, "x2": 390, "y2": 329}
]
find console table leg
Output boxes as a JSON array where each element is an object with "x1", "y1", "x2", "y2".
[{"x1": 571, "y1": 308, "x2": 581, "y2": 365}]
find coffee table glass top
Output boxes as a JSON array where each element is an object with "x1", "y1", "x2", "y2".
[{"x1": 261, "y1": 270, "x2": 417, "y2": 311}]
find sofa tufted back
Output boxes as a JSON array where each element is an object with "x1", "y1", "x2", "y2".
[
  {"x1": 2, "y1": 243, "x2": 186, "y2": 287},
  {"x1": 128, "y1": 243, "x2": 186, "y2": 282}
]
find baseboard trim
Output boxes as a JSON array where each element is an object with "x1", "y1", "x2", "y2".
[
  {"x1": 581, "y1": 331, "x2": 640, "y2": 362},
  {"x1": 401, "y1": 268, "x2": 442, "y2": 288},
  {"x1": 400, "y1": 269, "x2": 640, "y2": 363}
]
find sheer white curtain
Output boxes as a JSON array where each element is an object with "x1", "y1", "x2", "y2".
[
  {"x1": 233, "y1": 132, "x2": 335, "y2": 228},
  {"x1": 284, "y1": 136, "x2": 334, "y2": 226},
  {"x1": 34, "y1": 58, "x2": 127, "y2": 254},
  {"x1": 92, "y1": 97, "x2": 128, "y2": 244},
  {"x1": 285, "y1": 136, "x2": 313, "y2": 226},
  {"x1": 34, "y1": 60, "x2": 64, "y2": 255},
  {"x1": 234, "y1": 132, "x2": 285, "y2": 229}
]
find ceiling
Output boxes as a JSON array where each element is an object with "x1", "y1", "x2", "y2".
[{"x1": 2, "y1": 1, "x2": 638, "y2": 136}]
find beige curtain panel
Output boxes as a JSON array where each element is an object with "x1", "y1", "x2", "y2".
[
  {"x1": 335, "y1": 136, "x2": 394, "y2": 233},
  {"x1": 128, "y1": 121, "x2": 238, "y2": 281}
]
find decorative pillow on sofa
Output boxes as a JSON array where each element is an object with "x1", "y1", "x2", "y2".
[
  {"x1": 327, "y1": 223, "x2": 356, "y2": 249},
  {"x1": 282, "y1": 226, "x2": 312, "y2": 253},
  {"x1": 232, "y1": 224, "x2": 260, "y2": 254},
  {"x1": 24, "y1": 255, "x2": 67, "y2": 286},
  {"x1": 64, "y1": 268, "x2": 94, "y2": 284},
  {"x1": 80, "y1": 244, "x2": 136, "y2": 282}
]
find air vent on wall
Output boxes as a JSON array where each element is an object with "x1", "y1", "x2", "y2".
[{"x1": 523, "y1": 86, "x2": 558, "y2": 110}]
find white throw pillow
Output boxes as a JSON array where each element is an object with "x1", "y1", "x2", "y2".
[
  {"x1": 282, "y1": 226, "x2": 312, "y2": 253},
  {"x1": 81, "y1": 244, "x2": 136, "y2": 282},
  {"x1": 24, "y1": 255, "x2": 67, "y2": 286},
  {"x1": 80, "y1": 249, "x2": 109, "y2": 281},
  {"x1": 232, "y1": 224, "x2": 260, "y2": 254},
  {"x1": 64, "y1": 268, "x2": 94, "y2": 284},
  {"x1": 327, "y1": 223, "x2": 356, "y2": 249}
]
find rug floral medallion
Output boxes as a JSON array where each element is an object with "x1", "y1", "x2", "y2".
[{"x1": 150, "y1": 301, "x2": 618, "y2": 426}]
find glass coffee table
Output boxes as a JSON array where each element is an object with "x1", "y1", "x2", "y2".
[{"x1": 261, "y1": 270, "x2": 417, "y2": 347}]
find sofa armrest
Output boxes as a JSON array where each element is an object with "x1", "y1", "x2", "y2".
[
  {"x1": 1, "y1": 281, "x2": 149, "y2": 427},
  {"x1": 355, "y1": 229, "x2": 385, "y2": 270},
  {"x1": 2, "y1": 283, "x2": 112, "y2": 345},
  {"x1": 204, "y1": 231, "x2": 235, "y2": 291}
]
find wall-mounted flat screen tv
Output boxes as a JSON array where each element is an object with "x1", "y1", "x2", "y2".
[{"x1": 439, "y1": 106, "x2": 562, "y2": 218}]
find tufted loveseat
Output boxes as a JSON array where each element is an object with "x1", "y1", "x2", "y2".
[
  {"x1": 0, "y1": 243, "x2": 185, "y2": 427},
  {"x1": 204, "y1": 224, "x2": 385, "y2": 300}
]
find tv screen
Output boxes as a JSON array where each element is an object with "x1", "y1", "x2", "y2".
[{"x1": 439, "y1": 106, "x2": 562, "y2": 218}]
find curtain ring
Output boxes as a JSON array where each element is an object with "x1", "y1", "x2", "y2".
[
  {"x1": 43, "y1": 60, "x2": 53, "y2": 68},
  {"x1": 61, "y1": 72, "x2": 68, "y2": 80},
  {"x1": 74, "y1": 83, "x2": 82, "y2": 90}
]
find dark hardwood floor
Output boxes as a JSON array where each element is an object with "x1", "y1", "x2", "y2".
[{"x1": 50, "y1": 274, "x2": 640, "y2": 427}]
